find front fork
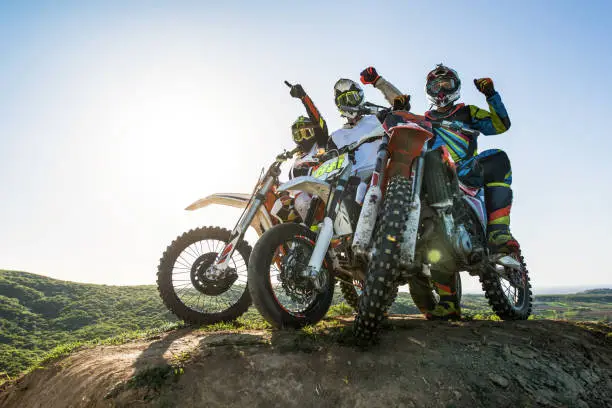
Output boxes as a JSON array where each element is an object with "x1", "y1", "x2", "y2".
[
  {"x1": 209, "y1": 175, "x2": 276, "y2": 278},
  {"x1": 304, "y1": 162, "x2": 353, "y2": 291},
  {"x1": 350, "y1": 135, "x2": 427, "y2": 268},
  {"x1": 399, "y1": 154, "x2": 425, "y2": 267},
  {"x1": 352, "y1": 136, "x2": 390, "y2": 260}
]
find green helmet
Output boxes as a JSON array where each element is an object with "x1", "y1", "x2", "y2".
[{"x1": 291, "y1": 116, "x2": 317, "y2": 151}]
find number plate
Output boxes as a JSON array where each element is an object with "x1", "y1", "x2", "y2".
[{"x1": 311, "y1": 154, "x2": 348, "y2": 180}]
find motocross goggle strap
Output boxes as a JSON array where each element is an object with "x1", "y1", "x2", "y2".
[
  {"x1": 427, "y1": 77, "x2": 458, "y2": 94},
  {"x1": 335, "y1": 90, "x2": 363, "y2": 108},
  {"x1": 292, "y1": 124, "x2": 317, "y2": 143}
]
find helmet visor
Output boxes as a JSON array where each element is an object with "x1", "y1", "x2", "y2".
[
  {"x1": 292, "y1": 126, "x2": 316, "y2": 143},
  {"x1": 427, "y1": 78, "x2": 457, "y2": 94},
  {"x1": 336, "y1": 90, "x2": 363, "y2": 107}
]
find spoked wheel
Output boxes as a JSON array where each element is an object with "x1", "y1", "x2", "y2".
[
  {"x1": 248, "y1": 223, "x2": 334, "y2": 329},
  {"x1": 157, "y1": 227, "x2": 251, "y2": 324},
  {"x1": 480, "y1": 251, "x2": 532, "y2": 320},
  {"x1": 340, "y1": 280, "x2": 399, "y2": 313},
  {"x1": 339, "y1": 280, "x2": 363, "y2": 311}
]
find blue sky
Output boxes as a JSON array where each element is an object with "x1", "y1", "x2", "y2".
[{"x1": 1, "y1": 1, "x2": 611, "y2": 292}]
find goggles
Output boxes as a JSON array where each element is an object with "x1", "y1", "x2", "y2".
[
  {"x1": 336, "y1": 90, "x2": 363, "y2": 107},
  {"x1": 427, "y1": 78, "x2": 457, "y2": 94},
  {"x1": 292, "y1": 126, "x2": 316, "y2": 143}
]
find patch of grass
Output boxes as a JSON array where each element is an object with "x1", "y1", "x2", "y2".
[
  {"x1": 327, "y1": 302, "x2": 354, "y2": 317},
  {"x1": 195, "y1": 313, "x2": 270, "y2": 333},
  {"x1": 126, "y1": 363, "x2": 183, "y2": 392}
]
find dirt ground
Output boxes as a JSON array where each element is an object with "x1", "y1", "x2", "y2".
[{"x1": 1, "y1": 316, "x2": 610, "y2": 408}]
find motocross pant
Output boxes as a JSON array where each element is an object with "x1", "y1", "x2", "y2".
[{"x1": 456, "y1": 148, "x2": 519, "y2": 253}]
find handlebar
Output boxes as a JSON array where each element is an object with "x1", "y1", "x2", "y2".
[
  {"x1": 275, "y1": 146, "x2": 300, "y2": 161},
  {"x1": 284, "y1": 80, "x2": 293, "y2": 88},
  {"x1": 431, "y1": 120, "x2": 480, "y2": 137}
]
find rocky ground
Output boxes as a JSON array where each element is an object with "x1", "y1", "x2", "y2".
[{"x1": 0, "y1": 316, "x2": 610, "y2": 408}]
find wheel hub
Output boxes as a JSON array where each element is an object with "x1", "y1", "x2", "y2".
[{"x1": 190, "y1": 253, "x2": 238, "y2": 296}]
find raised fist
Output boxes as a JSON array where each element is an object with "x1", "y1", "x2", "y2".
[
  {"x1": 474, "y1": 78, "x2": 495, "y2": 97},
  {"x1": 360, "y1": 67, "x2": 381, "y2": 85},
  {"x1": 392, "y1": 94, "x2": 411, "y2": 111}
]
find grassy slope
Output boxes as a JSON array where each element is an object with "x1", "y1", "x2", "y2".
[
  {"x1": 1, "y1": 269, "x2": 610, "y2": 379},
  {"x1": 0, "y1": 270, "x2": 177, "y2": 377}
]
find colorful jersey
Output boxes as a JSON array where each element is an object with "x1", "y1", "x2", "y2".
[
  {"x1": 373, "y1": 76, "x2": 511, "y2": 164},
  {"x1": 426, "y1": 92, "x2": 511, "y2": 163}
]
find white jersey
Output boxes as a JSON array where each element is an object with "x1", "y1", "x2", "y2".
[{"x1": 330, "y1": 115, "x2": 384, "y2": 180}]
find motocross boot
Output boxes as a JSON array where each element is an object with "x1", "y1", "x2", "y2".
[
  {"x1": 485, "y1": 183, "x2": 520, "y2": 256},
  {"x1": 425, "y1": 281, "x2": 461, "y2": 321}
]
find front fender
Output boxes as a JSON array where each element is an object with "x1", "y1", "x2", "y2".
[
  {"x1": 185, "y1": 193, "x2": 252, "y2": 211},
  {"x1": 278, "y1": 177, "x2": 331, "y2": 203}
]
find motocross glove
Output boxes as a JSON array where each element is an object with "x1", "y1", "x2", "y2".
[
  {"x1": 360, "y1": 67, "x2": 381, "y2": 85},
  {"x1": 474, "y1": 78, "x2": 496, "y2": 98},
  {"x1": 289, "y1": 84, "x2": 307, "y2": 99},
  {"x1": 392, "y1": 94, "x2": 411, "y2": 111}
]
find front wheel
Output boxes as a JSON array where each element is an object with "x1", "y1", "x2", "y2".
[
  {"x1": 354, "y1": 175, "x2": 411, "y2": 345},
  {"x1": 248, "y1": 223, "x2": 334, "y2": 329},
  {"x1": 480, "y1": 252, "x2": 532, "y2": 319},
  {"x1": 157, "y1": 227, "x2": 251, "y2": 324}
]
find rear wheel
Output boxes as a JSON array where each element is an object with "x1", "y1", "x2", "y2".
[
  {"x1": 157, "y1": 227, "x2": 251, "y2": 324},
  {"x1": 354, "y1": 175, "x2": 411, "y2": 345},
  {"x1": 340, "y1": 280, "x2": 398, "y2": 312},
  {"x1": 248, "y1": 223, "x2": 334, "y2": 328},
  {"x1": 480, "y1": 252, "x2": 532, "y2": 319}
]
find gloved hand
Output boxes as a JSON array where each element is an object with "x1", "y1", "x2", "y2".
[
  {"x1": 474, "y1": 78, "x2": 496, "y2": 97},
  {"x1": 392, "y1": 94, "x2": 411, "y2": 111},
  {"x1": 360, "y1": 67, "x2": 381, "y2": 85},
  {"x1": 289, "y1": 84, "x2": 306, "y2": 98}
]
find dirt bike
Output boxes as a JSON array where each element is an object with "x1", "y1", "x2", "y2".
[
  {"x1": 156, "y1": 148, "x2": 299, "y2": 324},
  {"x1": 352, "y1": 109, "x2": 533, "y2": 344},
  {"x1": 247, "y1": 103, "x2": 401, "y2": 328}
]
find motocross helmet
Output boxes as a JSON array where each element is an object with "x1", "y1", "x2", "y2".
[
  {"x1": 291, "y1": 115, "x2": 317, "y2": 151},
  {"x1": 334, "y1": 78, "x2": 364, "y2": 120},
  {"x1": 426, "y1": 64, "x2": 461, "y2": 108}
]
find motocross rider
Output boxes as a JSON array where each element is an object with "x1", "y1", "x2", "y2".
[
  {"x1": 360, "y1": 65, "x2": 518, "y2": 319},
  {"x1": 271, "y1": 84, "x2": 329, "y2": 223}
]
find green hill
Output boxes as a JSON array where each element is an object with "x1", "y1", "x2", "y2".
[
  {"x1": 2, "y1": 269, "x2": 611, "y2": 380},
  {"x1": 0, "y1": 270, "x2": 177, "y2": 377}
]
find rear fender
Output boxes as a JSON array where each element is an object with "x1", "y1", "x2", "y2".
[
  {"x1": 185, "y1": 193, "x2": 274, "y2": 237},
  {"x1": 185, "y1": 193, "x2": 252, "y2": 211}
]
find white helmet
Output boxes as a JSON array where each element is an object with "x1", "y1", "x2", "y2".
[
  {"x1": 334, "y1": 78, "x2": 364, "y2": 119},
  {"x1": 425, "y1": 64, "x2": 461, "y2": 108}
]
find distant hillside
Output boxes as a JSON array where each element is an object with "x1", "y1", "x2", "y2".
[
  {"x1": 580, "y1": 288, "x2": 612, "y2": 295},
  {"x1": 0, "y1": 270, "x2": 176, "y2": 377}
]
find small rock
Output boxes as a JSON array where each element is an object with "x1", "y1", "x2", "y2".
[
  {"x1": 511, "y1": 348, "x2": 536, "y2": 359},
  {"x1": 576, "y1": 400, "x2": 589, "y2": 408},
  {"x1": 579, "y1": 369, "x2": 600, "y2": 385},
  {"x1": 489, "y1": 373, "x2": 510, "y2": 388}
]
